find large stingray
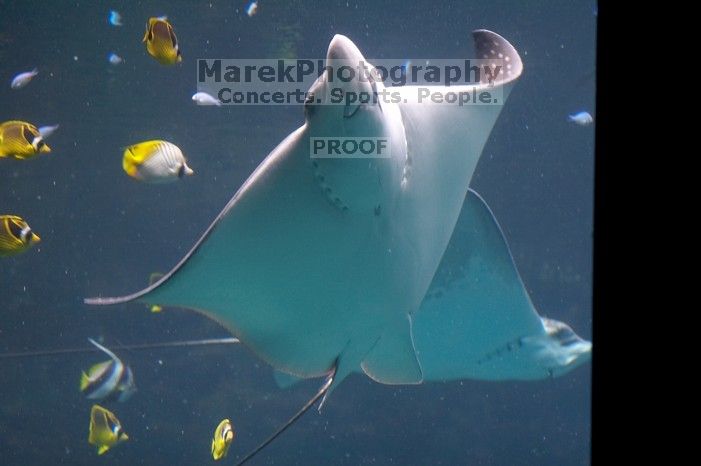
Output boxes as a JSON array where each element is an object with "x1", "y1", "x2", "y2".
[{"x1": 86, "y1": 30, "x2": 591, "y2": 462}]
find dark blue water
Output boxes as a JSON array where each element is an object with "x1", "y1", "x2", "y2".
[{"x1": 1, "y1": 1, "x2": 594, "y2": 464}]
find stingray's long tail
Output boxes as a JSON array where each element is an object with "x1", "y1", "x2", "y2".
[{"x1": 234, "y1": 367, "x2": 336, "y2": 466}]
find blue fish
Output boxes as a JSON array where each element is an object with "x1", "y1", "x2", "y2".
[
  {"x1": 108, "y1": 53, "x2": 123, "y2": 65},
  {"x1": 38, "y1": 124, "x2": 59, "y2": 139},
  {"x1": 568, "y1": 111, "x2": 593, "y2": 126},
  {"x1": 108, "y1": 10, "x2": 122, "y2": 26},
  {"x1": 401, "y1": 59, "x2": 412, "y2": 74},
  {"x1": 246, "y1": 1, "x2": 258, "y2": 17}
]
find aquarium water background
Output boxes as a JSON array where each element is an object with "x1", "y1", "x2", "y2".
[{"x1": 0, "y1": 0, "x2": 594, "y2": 464}]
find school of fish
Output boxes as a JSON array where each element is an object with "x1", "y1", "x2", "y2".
[{"x1": 0, "y1": 9, "x2": 248, "y2": 457}]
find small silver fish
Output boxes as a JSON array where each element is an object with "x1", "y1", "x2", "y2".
[
  {"x1": 192, "y1": 92, "x2": 222, "y2": 106},
  {"x1": 568, "y1": 111, "x2": 593, "y2": 126},
  {"x1": 108, "y1": 53, "x2": 123, "y2": 65},
  {"x1": 38, "y1": 124, "x2": 60, "y2": 139},
  {"x1": 108, "y1": 10, "x2": 122, "y2": 26},
  {"x1": 10, "y1": 69, "x2": 38, "y2": 89}
]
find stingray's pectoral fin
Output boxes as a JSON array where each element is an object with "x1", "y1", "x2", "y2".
[
  {"x1": 412, "y1": 189, "x2": 591, "y2": 382},
  {"x1": 360, "y1": 314, "x2": 423, "y2": 384},
  {"x1": 518, "y1": 317, "x2": 592, "y2": 377},
  {"x1": 473, "y1": 316, "x2": 592, "y2": 379},
  {"x1": 272, "y1": 370, "x2": 305, "y2": 389},
  {"x1": 84, "y1": 285, "x2": 155, "y2": 306},
  {"x1": 85, "y1": 265, "x2": 176, "y2": 307},
  {"x1": 471, "y1": 29, "x2": 523, "y2": 87}
]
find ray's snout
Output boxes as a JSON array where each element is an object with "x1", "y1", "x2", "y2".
[{"x1": 327, "y1": 34, "x2": 364, "y2": 61}]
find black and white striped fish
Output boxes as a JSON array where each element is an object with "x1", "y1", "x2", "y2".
[{"x1": 80, "y1": 338, "x2": 136, "y2": 402}]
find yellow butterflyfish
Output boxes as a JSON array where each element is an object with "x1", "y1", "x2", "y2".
[
  {"x1": 0, "y1": 120, "x2": 51, "y2": 160},
  {"x1": 122, "y1": 140, "x2": 193, "y2": 183},
  {"x1": 88, "y1": 404, "x2": 128, "y2": 455},
  {"x1": 211, "y1": 418, "x2": 235, "y2": 460},
  {"x1": 143, "y1": 17, "x2": 182, "y2": 65},
  {"x1": 0, "y1": 215, "x2": 40, "y2": 257}
]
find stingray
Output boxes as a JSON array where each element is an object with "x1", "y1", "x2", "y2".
[{"x1": 86, "y1": 30, "x2": 591, "y2": 463}]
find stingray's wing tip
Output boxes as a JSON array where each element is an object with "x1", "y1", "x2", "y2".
[
  {"x1": 471, "y1": 29, "x2": 523, "y2": 85},
  {"x1": 84, "y1": 294, "x2": 137, "y2": 306},
  {"x1": 84, "y1": 280, "x2": 159, "y2": 306}
]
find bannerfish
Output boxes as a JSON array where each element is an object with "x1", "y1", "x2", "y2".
[
  {"x1": 88, "y1": 404, "x2": 128, "y2": 455},
  {"x1": 143, "y1": 17, "x2": 182, "y2": 65},
  {"x1": 108, "y1": 53, "x2": 123, "y2": 65},
  {"x1": 38, "y1": 124, "x2": 60, "y2": 139},
  {"x1": 10, "y1": 69, "x2": 38, "y2": 89},
  {"x1": 192, "y1": 92, "x2": 221, "y2": 106},
  {"x1": 568, "y1": 111, "x2": 593, "y2": 126},
  {"x1": 0, "y1": 215, "x2": 40, "y2": 258},
  {"x1": 0, "y1": 120, "x2": 51, "y2": 160},
  {"x1": 80, "y1": 338, "x2": 136, "y2": 402},
  {"x1": 246, "y1": 1, "x2": 258, "y2": 17},
  {"x1": 122, "y1": 140, "x2": 193, "y2": 183},
  {"x1": 211, "y1": 419, "x2": 235, "y2": 461},
  {"x1": 108, "y1": 10, "x2": 122, "y2": 26}
]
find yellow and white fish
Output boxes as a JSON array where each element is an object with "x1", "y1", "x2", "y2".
[
  {"x1": 80, "y1": 338, "x2": 136, "y2": 402},
  {"x1": 0, "y1": 215, "x2": 40, "y2": 257},
  {"x1": 88, "y1": 404, "x2": 129, "y2": 455},
  {"x1": 0, "y1": 120, "x2": 51, "y2": 160},
  {"x1": 122, "y1": 140, "x2": 193, "y2": 183},
  {"x1": 211, "y1": 419, "x2": 235, "y2": 460},
  {"x1": 143, "y1": 17, "x2": 182, "y2": 65}
]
